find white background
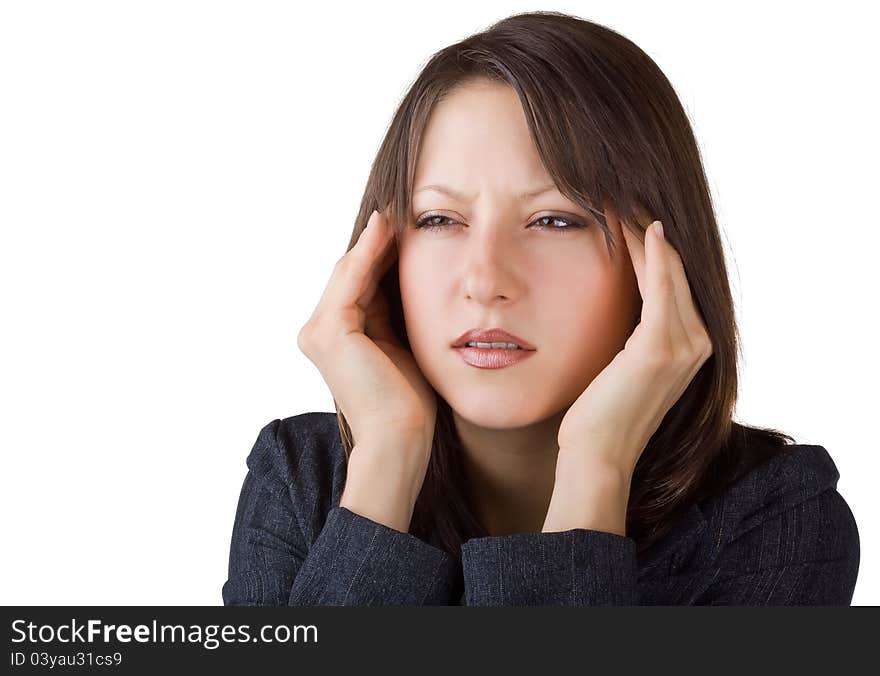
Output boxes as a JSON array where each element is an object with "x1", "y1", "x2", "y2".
[{"x1": 1, "y1": 1, "x2": 877, "y2": 605}]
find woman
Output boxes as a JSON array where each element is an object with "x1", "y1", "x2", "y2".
[{"x1": 222, "y1": 11, "x2": 860, "y2": 605}]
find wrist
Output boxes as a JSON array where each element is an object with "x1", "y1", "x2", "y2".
[
  {"x1": 555, "y1": 442, "x2": 633, "y2": 481},
  {"x1": 351, "y1": 435, "x2": 432, "y2": 486},
  {"x1": 340, "y1": 439, "x2": 431, "y2": 533},
  {"x1": 543, "y1": 451, "x2": 631, "y2": 536}
]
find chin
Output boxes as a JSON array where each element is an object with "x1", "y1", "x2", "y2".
[{"x1": 444, "y1": 389, "x2": 550, "y2": 430}]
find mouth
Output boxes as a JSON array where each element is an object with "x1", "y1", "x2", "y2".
[
  {"x1": 458, "y1": 341, "x2": 534, "y2": 351},
  {"x1": 451, "y1": 328, "x2": 536, "y2": 351},
  {"x1": 452, "y1": 344, "x2": 537, "y2": 369}
]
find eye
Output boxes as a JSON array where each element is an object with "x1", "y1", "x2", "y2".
[
  {"x1": 413, "y1": 214, "x2": 458, "y2": 231},
  {"x1": 413, "y1": 213, "x2": 588, "y2": 233},
  {"x1": 531, "y1": 215, "x2": 588, "y2": 232}
]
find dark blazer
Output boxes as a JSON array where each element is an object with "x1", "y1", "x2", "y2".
[{"x1": 222, "y1": 412, "x2": 860, "y2": 605}]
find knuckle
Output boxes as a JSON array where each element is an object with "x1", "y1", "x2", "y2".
[
  {"x1": 336, "y1": 252, "x2": 367, "y2": 284},
  {"x1": 646, "y1": 344, "x2": 676, "y2": 372},
  {"x1": 297, "y1": 323, "x2": 316, "y2": 353},
  {"x1": 701, "y1": 337, "x2": 714, "y2": 361},
  {"x1": 655, "y1": 274, "x2": 674, "y2": 295},
  {"x1": 299, "y1": 316, "x2": 333, "y2": 351},
  {"x1": 694, "y1": 331, "x2": 713, "y2": 361},
  {"x1": 336, "y1": 249, "x2": 360, "y2": 270}
]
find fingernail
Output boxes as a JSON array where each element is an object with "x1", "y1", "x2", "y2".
[{"x1": 654, "y1": 221, "x2": 664, "y2": 240}]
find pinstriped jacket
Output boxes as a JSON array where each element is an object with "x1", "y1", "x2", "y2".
[{"x1": 222, "y1": 412, "x2": 860, "y2": 606}]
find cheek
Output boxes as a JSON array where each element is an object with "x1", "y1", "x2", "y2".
[
  {"x1": 397, "y1": 244, "x2": 447, "y2": 351},
  {"x1": 537, "y1": 257, "x2": 637, "y2": 389}
]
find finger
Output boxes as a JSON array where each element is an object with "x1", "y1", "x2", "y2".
[
  {"x1": 643, "y1": 221, "x2": 687, "y2": 346},
  {"x1": 620, "y1": 221, "x2": 647, "y2": 302},
  {"x1": 363, "y1": 283, "x2": 399, "y2": 346},
  {"x1": 321, "y1": 210, "x2": 395, "y2": 312},
  {"x1": 356, "y1": 212, "x2": 399, "y2": 308},
  {"x1": 624, "y1": 218, "x2": 708, "y2": 359},
  {"x1": 356, "y1": 228, "x2": 399, "y2": 311},
  {"x1": 653, "y1": 227, "x2": 711, "y2": 353}
]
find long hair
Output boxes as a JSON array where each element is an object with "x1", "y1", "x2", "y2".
[{"x1": 333, "y1": 10, "x2": 794, "y2": 558}]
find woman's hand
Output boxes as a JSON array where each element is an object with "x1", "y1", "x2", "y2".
[
  {"x1": 556, "y1": 218, "x2": 713, "y2": 479},
  {"x1": 297, "y1": 209, "x2": 438, "y2": 466}
]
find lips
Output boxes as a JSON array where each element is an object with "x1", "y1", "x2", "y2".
[
  {"x1": 454, "y1": 345, "x2": 537, "y2": 369},
  {"x1": 451, "y1": 328, "x2": 536, "y2": 350}
]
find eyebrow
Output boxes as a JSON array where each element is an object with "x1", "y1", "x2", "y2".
[{"x1": 413, "y1": 183, "x2": 559, "y2": 203}]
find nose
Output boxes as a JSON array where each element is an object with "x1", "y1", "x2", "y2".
[{"x1": 460, "y1": 221, "x2": 524, "y2": 305}]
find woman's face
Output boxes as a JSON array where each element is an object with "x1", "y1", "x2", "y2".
[{"x1": 397, "y1": 79, "x2": 641, "y2": 430}]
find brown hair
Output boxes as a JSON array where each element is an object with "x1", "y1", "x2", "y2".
[{"x1": 334, "y1": 10, "x2": 794, "y2": 557}]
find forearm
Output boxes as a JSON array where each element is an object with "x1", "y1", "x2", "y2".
[
  {"x1": 339, "y1": 438, "x2": 431, "y2": 534},
  {"x1": 541, "y1": 449, "x2": 631, "y2": 536}
]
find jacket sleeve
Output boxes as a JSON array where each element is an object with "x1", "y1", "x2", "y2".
[
  {"x1": 460, "y1": 529, "x2": 637, "y2": 606},
  {"x1": 692, "y1": 487, "x2": 860, "y2": 605},
  {"x1": 222, "y1": 420, "x2": 460, "y2": 606},
  {"x1": 460, "y1": 453, "x2": 860, "y2": 606}
]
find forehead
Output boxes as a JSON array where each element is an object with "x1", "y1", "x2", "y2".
[{"x1": 413, "y1": 81, "x2": 551, "y2": 192}]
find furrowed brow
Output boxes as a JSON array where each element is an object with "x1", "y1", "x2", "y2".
[{"x1": 413, "y1": 183, "x2": 559, "y2": 203}]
